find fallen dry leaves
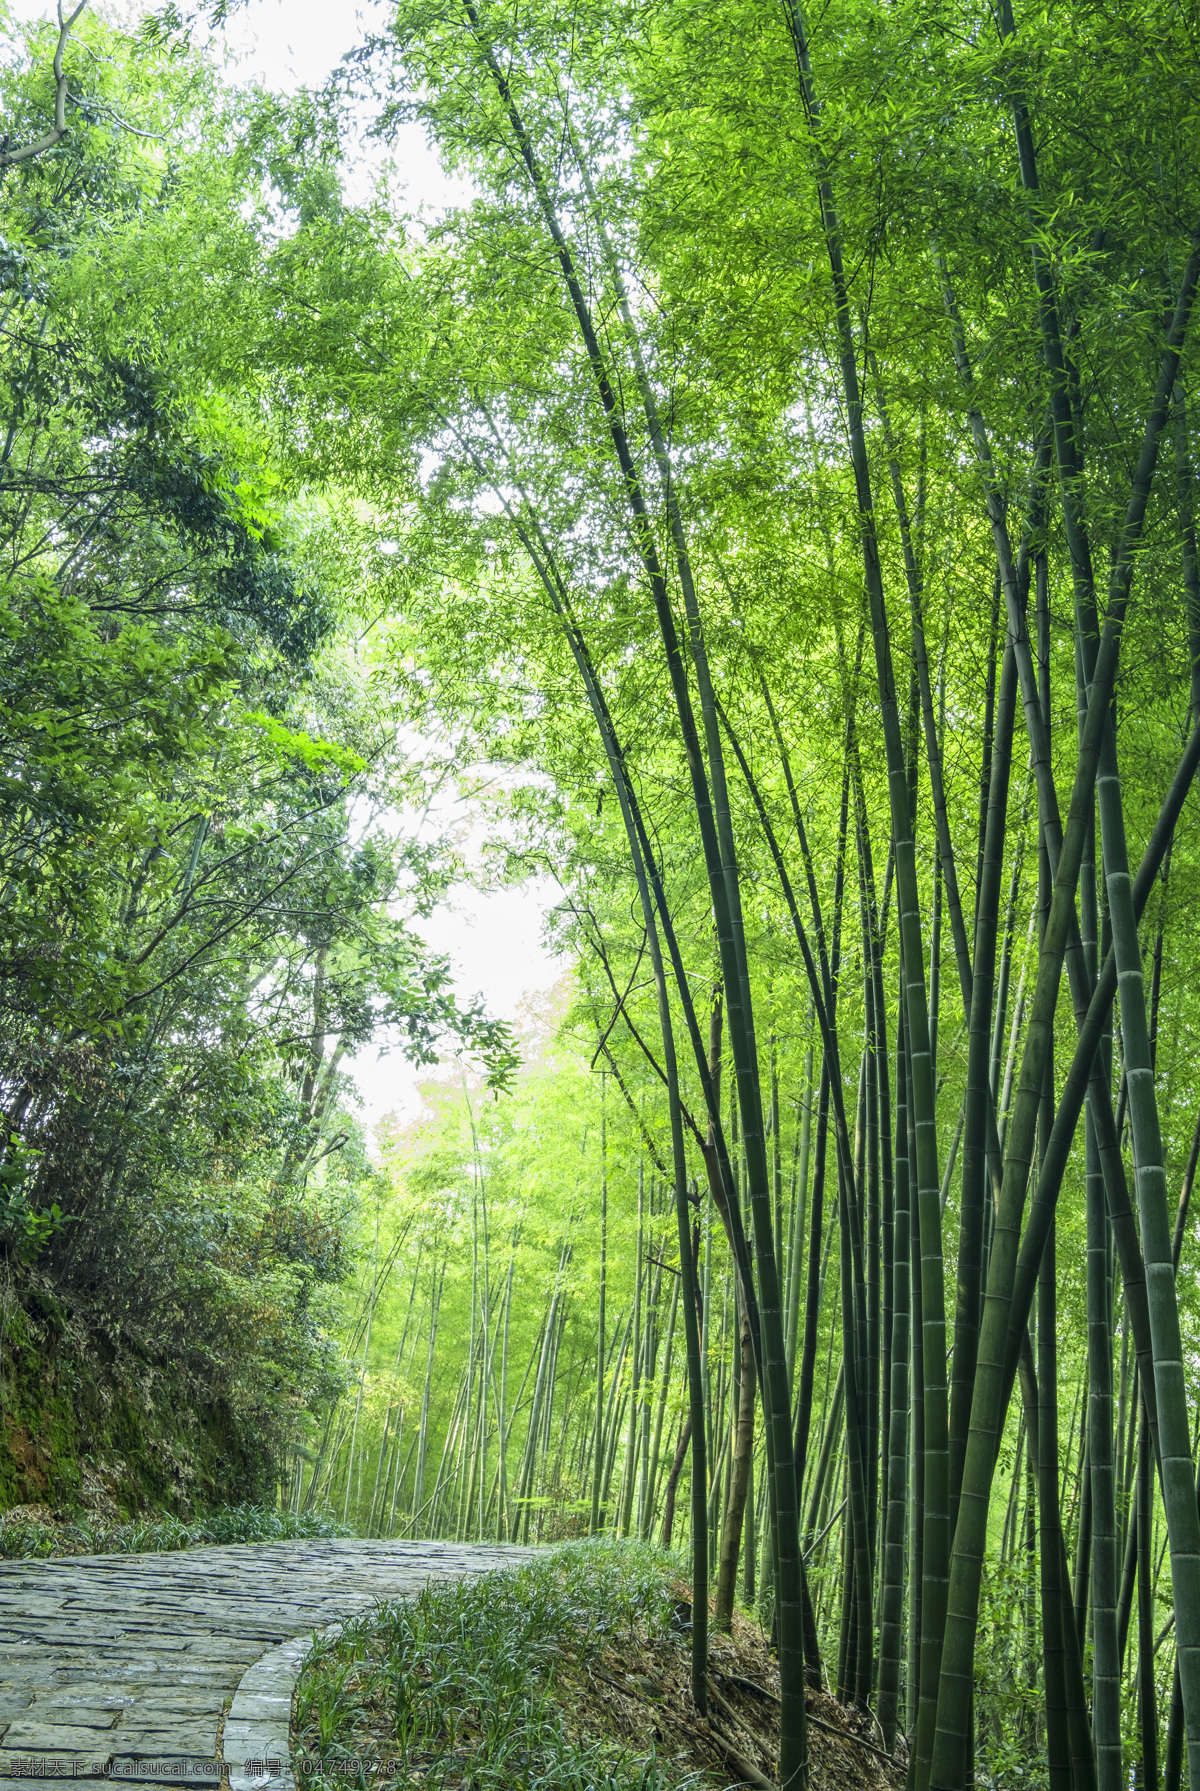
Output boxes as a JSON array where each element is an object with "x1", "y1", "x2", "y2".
[{"x1": 548, "y1": 1600, "x2": 904, "y2": 1791}]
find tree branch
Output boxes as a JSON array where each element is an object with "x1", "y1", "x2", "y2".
[{"x1": 1, "y1": 2, "x2": 91, "y2": 170}]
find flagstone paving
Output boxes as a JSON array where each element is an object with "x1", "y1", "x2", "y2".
[{"x1": 0, "y1": 1540, "x2": 531, "y2": 1791}]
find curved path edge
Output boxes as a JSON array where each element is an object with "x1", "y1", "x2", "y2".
[
  {"x1": 0, "y1": 1539, "x2": 532, "y2": 1789},
  {"x1": 222, "y1": 1620, "x2": 339, "y2": 1791}
]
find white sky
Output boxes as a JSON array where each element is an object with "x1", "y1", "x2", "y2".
[
  {"x1": 6, "y1": 0, "x2": 375, "y2": 78},
  {"x1": 359, "y1": 873, "x2": 567, "y2": 1129},
  {"x1": 7, "y1": 0, "x2": 471, "y2": 212},
  {"x1": 7, "y1": 0, "x2": 379, "y2": 87},
  {"x1": 5, "y1": 0, "x2": 569, "y2": 1134}
]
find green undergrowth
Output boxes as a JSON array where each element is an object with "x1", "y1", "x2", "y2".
[
  {"x1": 293, "y1": 1539, "x2": 702, "y2": 1791},
  {"x1": 0, "y1": 1501, "x2": 348, "y2": 1558}
]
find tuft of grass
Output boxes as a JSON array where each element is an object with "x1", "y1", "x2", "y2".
[
  {"x1": 0, "y1": 1502, "x2": 348, "y2": 1558},
  {"x1": 294, "y1": 1539, "x2": 704, "y2": 1791}
]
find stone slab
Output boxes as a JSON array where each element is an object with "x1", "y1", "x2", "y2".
[
  {"x1": 115, "y1": 1734, "x2": 220, "y2": 1754},
  {"x1": 33, "y1": 1696, "x2": 135, "y2": 1712},
  {"x1": 16, "y1": 1712, "x2": 117, "y2": 1729},
  {"x1": 120, "y1": 1704, "x2": 222, "y2": 1721},
  {"x1": 226, "y1": 1696, "x2": 290, "y2": 1722},
  {"x1": 2, "y1": 1723, "x2": 117, "y2": 1748}
]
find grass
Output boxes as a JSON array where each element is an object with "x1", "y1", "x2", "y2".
[
  {"x1": 293, "y1": 1539, "x2": 705, "y2": 1791},
  {"x1": 0, "y1": 1501, "x2": 348, "y2": 1558}
]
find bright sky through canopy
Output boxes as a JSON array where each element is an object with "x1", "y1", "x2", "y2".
[{"x1": 4, "y1": 0, "x2": 565, "y2": 1130}]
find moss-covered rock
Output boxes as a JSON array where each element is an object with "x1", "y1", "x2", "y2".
[{"x1": 0, "y1": 1268, "x2": 274, "y2": 1518}]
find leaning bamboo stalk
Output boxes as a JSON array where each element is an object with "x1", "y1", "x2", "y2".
[
  {"x1": 805, "y1": 1364, "x2": 845, "y2": 1541},
  {"x1": 537, "y1": 1304, "x2": 569, "y2": 1532},
  {"x1": 343, "y1": 1275, "x2": 376, "y2": 1530},
  {"x1": 515, "y1": 1243, "x2": 572, "y2": 1541},
  {"x1": 1036, "y1": 1231, "x2": 1071, "y2": 1791},
  {"x1": 388, "y1": 1432, "x2": 418, "y2": 1532},
  {"x1": 369, "y1": 1402, "x2": 399, "y2": 1537},
  {"x1": 367, "y1": 1242, "x2": 427, "y2": 1533},
  {"x1": 715, "y1": 1292, "x2": 755, "y2": 1630},
  {"x1": 492, "y1": 1233, "x2": 516, "y2": 1539},
  {"x1": 434, "y1": 1358, "x2": 473, "y2": 1537},
  {"x1": 1098, "y1": 705, "x2": 1200, "y2": 1778},
  {"x1": 786, "y1": 1029, "x2": 816, "y2": 1392},
  {"x1": 1136, "y1": 1402, "x2": 1159, "y2": 1788},
  {"x1": 410, "y1": 1262, "x2": 445, "y2": 1531},
  {"x1": 1088, "y1": 1092, "x2": 1122, "y2": 1790},
  {"x1": 642, "y1": 1267, "x2": 680, "y2": 1540},
  {"x1": 637, "y1": 1242, "x2": 664, "y2": 1536},
  {"x1": 597, "y1": 1309, "x2": 633, "y2": 1527},
  {"x1": 1005, "y1": 723, "x2": 1200, "y2": 1421}
]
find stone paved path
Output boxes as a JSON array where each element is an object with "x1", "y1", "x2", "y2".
[{"x1": 0, "y1": 1540, "x2": 530, "y2": 1791}]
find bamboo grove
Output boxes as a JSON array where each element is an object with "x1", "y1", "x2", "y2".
[
  {"x1": 243, "y1": 0, "x2": 1200, "y2": 1781},
  {"x1": 7, "y1": 0, "x2": 1200, "y2": 1787}
]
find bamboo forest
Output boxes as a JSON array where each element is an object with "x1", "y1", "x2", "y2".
[{"x1": 4, "y1": 0, "x2": 1200, "y2": 1787}]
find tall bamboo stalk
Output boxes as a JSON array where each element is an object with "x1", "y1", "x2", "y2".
[
  {"x1": 878, "y1": 992, "x2": 911, "y2": 1750},
  {"x1": 591, "y1": 1079, "x2": 608, "y2": 1534}
]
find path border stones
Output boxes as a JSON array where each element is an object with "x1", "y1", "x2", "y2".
[{"x1": 224, "y1": 1622, "x2": 340, "y2": 1791}]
